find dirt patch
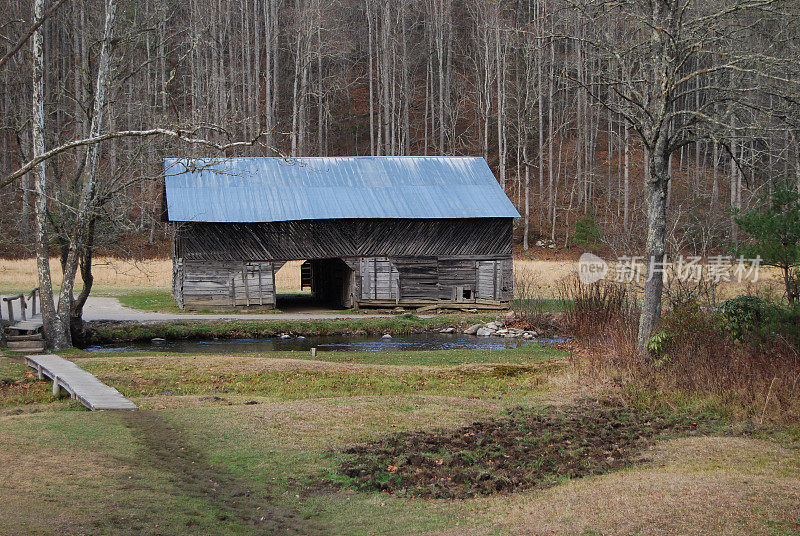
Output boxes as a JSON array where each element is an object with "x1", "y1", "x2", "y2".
[
  {"x1": 334, "y1": 399, "x2": 712, "y2": 499},
  {"x1": 120, "y1": 410, "x2": 323, "y2": 535}
]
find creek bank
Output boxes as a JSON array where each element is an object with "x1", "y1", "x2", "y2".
[
  {"x1": 461, "y1": 313, "x2": 562, "y2": 340},
  {"x1": 82, "y1": 314, "x2": 501, "y2": 345}
]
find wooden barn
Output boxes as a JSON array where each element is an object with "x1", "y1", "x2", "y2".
[{"x1": 164, "y1": 156, "x2": 520, "y2": 310}]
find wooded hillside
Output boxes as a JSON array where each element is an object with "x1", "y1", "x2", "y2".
[{"x1": 1, "y1": 0, "x2": 799, "y2": 257}]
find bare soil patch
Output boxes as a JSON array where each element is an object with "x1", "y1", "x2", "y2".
[{"x1": 335, "y1": 399, "x2": 713, "y2": 499}]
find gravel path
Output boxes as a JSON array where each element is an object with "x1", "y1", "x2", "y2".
[{"x1": 2, "y1": 295, "x2": 401, "y2": 323}]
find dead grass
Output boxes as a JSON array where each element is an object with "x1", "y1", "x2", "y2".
[
  {"x1": 274, "y1": 260, "x2": 303, "y2": 289},
  {"x1": 0, "y1": 257, "x2": 173, "y2": 293},
  {"x1": 0, "y1": 257, "x2": 304, "y2": 294},
  {"x1": 442, "y1": 435, "x2": 800, "y2": 536},
  {"x1": 0, "y1": 258, "x2": 580, "y2": 297}
]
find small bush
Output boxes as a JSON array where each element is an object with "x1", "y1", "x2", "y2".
[
  {"x1": 719, "y1": 296, "x2": 768, "y2": 341},
  {"x1": 718, "y1": 295, "x2": 800, "y2": 348},
  {"x1": 571, "y1": 211, "x2": 602, "y2": 250}
]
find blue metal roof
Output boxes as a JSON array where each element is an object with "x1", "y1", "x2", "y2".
[{"x1": 164, "y1": 156, "x2": 520, "y2": 222}]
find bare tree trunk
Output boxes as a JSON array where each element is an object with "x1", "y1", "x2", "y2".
[
  {"x1": 523, "y1": 150, "x2": 530, "y2": 250},
  {"x1": 496, "y1": 20, "x2": 505, "y2": 190},
  {"x1": 623, "y1": 120, "x2": 629, "y2": 231},
  {"x1": 381, "y1": 2, "x2": 391, "y2": 155},
  {"x1": 729, "y1": 130, "x2": 739, "y2": 244},
  {"x1": 636, "y1": 146, "x2": 670, "y2": 353},
  {"x1": 158, "y1": 0, "x2": 167, "y2": 112},
  {"x1": 536, "y1": 0, "x2": 544, "y2": 234},
  {"x1": 70, "y1": 216, "x2": 95, "y2": 342},
  {"x1": 434, "y1": 0, "x2": 446, "y2": 153},
  {"x1": 367, "y1": 0, "x2": 375, "y2": 155},
  {"x1": 547, "y1": 39, "x2": 555, "y2": 237},
  {"x1": 31, "y1": 0, "x2": 58, "y2": 347},
  {"x1": 263, "y1": 0, "x2": 276, "y2": 149},
  {"x1": 317, "y1": 14, "x2": 324, "y2": 156},
  {"x1": 53, "y1": 0, "x2": 117, "y2": 349},
  {"x1": 298, "y1": 31, "x2": 308, "y2": 156},
  {"x1": 401, "y1": 0, "x2": 410, "y2": 154},
  {"x1": 291, "y1": 21, "x2": 301, "y2": 155}
]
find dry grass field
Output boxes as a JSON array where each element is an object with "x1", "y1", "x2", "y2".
[
  {"x1": 0, "y1": 258, "x2": 304, "y2": 294},
  {"x1": 0, "y1": 256, "x2": 786, "y2": 303}
]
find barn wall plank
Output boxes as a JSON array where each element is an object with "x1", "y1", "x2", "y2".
[
  {"x1": 174, "y1": 218, "x2": 513, "y2": 310},
  {"x1": 175, "y1": 218, "x2": 512, "y2": 261}
]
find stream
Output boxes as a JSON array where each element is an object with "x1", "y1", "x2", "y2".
[{"x1": 87, "y1": 333, "x2": 570, "y2": 353}]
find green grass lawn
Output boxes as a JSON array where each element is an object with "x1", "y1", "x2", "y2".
[
  {"x1": 2, "y1": 343, "x2": 799, "y2": 536},
  {"x1": 116, "y1": 289, "x2": 310, "y2": 314},
  {"x1": 116, "y1": 290, "x2": 185, "y2": 313},
  {"x1": 67, "y1": 343, "x2": 565, "y2": 366},
  {"x1": 118, "y1": 291, "x2": 573, "y2": 317}
]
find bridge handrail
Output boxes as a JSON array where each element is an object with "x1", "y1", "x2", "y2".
[{"x1": 2, "y1": 287, "x2": 39, "y2": 324}]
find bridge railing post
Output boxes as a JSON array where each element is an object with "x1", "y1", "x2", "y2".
[
  {"x1": 28, "y1": 287, "x2": 39, "y2": 317},
  {"x1": 5, "y1": 298, "x2": 14, "y2": 324}
]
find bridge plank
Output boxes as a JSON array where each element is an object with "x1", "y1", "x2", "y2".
[
  {"x1": 24, "y1": 354, "x2": 137, "y2": 411},
  {"x1": 8, "y1": 313, "x2": 43, "y2": 332}
]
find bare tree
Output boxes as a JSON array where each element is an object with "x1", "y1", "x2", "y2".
[{"x1": 566, "y1": 0, "x2": 800, "y2": 353}]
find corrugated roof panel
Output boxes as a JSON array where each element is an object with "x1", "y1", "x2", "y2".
[{"x1": 164, "y1": 156, "x2": 520, "y2": 222}]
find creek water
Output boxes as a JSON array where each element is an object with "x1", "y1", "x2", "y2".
[{"x1": 87, "y1": 333, "x2": 570, "y2": 353}]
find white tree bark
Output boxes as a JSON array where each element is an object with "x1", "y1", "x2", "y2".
[
  {"x1": 50, "y1": 0, "x2": 117, "y2": 349},
  {"x1": 31, "y1": 0, "x2": 58, "y2": 347}
]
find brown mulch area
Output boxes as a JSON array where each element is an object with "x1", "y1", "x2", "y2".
[{"x1": 334, "y1": 399, "x2": 712, "y2": 499}]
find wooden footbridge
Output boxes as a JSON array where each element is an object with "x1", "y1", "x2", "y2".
[
  {"x1": 24, "y1": 354, "x2": 137, "y2": 410},
  {"x1": 2, "y1": 288, "x2": 44, "y2": 353},
  {"x1": 2, "y1": 288, "x2": 136, "y2": 411}
]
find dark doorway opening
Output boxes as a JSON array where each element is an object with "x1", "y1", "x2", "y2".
[
  {"x1": 275, "y1": 258, "x2": 354, "y2": 311},
  {"x1": 308, "y1": 258, "x2": 354, "y2": 308}
]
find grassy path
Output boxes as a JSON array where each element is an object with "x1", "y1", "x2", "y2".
[{"x1": 119, "y1": 410, "x2": 323, "y2": 535}]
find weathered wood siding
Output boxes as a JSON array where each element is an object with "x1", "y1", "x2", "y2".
[
  {"x1": 360, "y1": 257, "x2": 399, "y2": 301},
  {"x1": 175, "y1": 218, "x2": 512, "y2": 260},
  {"x1": 438, "y1": 258, "x2": 476, "y2": 301},
  {"x1": 173, "y1": 218, "x2": 514, "y2": 309},
  {"x1": 178, "y1": 260, "x2": 277, "y2": 309},
  {"x1": 393, "y1": 257, "x2": 439, "y2": 301}
]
